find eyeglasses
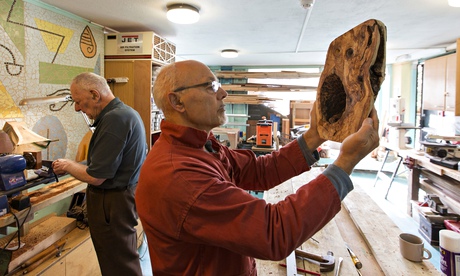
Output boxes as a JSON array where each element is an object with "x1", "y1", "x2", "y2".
[{"x1": 173, "y1": 80, "x2": 221, "y2": 93}]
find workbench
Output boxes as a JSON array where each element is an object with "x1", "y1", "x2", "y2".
[
  {"x1": 9, "y1": 227, "x2": 100, "y2": 276},
  {"x1": 256, "y1": 168, "x2": 440, "y2": 275},
  {"x1": 0, "y1": 176, "x2": 99, "y2": 275},
  {"x1": 404, "y1": 150, "x2": 460, "y2": 216},
  {"x1": 373, "y1": 145, "x2": 460, "y2": 216},
  {"x1": 0, "y1": 176, "x2": 87, "y2": 231}
]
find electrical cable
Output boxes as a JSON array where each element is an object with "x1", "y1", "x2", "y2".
[
  {"x1": 1, "y1": 204, "x2": 32, "y2": 252},
  {"x1": 137, "y1": 231, "x2": 148, "y2": 260}
]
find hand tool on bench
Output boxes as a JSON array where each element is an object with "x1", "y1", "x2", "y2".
[
  {"x1": 334, "y1": 257, "x2": 343, "y2": 276},
  {"x1": 279, "y1": 263, "x2": 320, "y2": 276},
  {"x1": 6, "y1": 240, "x2": 66, "y2": 275},
  {"x1": 22, "y1": 241, "x2": 66, "y2": 274},
  {"x1": 345, "y1": 243, "x2": 362, "y2": 269},
  {"x1": 295, "y1": 248, "x2": 335, "y2": 272}
]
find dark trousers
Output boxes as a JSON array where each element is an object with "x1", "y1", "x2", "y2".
[{"x1": 86, "y1": 185, "x2": 142, "y2": 276}]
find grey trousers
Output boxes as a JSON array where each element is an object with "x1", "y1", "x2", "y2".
[{"x1": 86, "y1": 185, "x2": 142, "y2": 276}]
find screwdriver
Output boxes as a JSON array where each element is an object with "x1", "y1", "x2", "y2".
[{"x1": 345, "y1": 243, "x2": 362, "y2": 269}]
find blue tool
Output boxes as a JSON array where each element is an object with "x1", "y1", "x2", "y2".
[{"x1": 0, "y1": 154, "x2": 27, "y2": 191}]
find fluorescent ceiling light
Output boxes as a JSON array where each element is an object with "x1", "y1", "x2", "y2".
[
  {"x1": 448, "y1": 0, "x2": 460, "y2": 7},
  {"x1": 221, "y1": 49, "x2": 239, "y2": 58},
  {"x1": 167, "y1": 4, "x2": 200, "y2": 24}
]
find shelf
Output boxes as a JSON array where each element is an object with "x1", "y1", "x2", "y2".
[
  {"x1": 214, "y1": 71, "x2": 321, "y2": 79},
  {"x1": 222, "y1": 84, "x2": 317, "y2": 92},
  {"x1": 223, "y1": 123, "x2": 249, "y2": 126},
  {"x1": 225, "y1": 94, "x2": 280, "y2": 105},
  {"x1": 420, "y1": 179, "x2": 460, "y2": 216},
  {"x1": 226, "y1": 114, "x2": 250, "y2": 118}
]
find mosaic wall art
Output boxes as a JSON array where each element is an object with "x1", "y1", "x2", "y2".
[{"x1": 0, "y1": 0, "x2": 104, "y2": 159}]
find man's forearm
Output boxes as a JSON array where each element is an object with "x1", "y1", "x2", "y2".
[{"x1": 63, "y1": 161, "x2": 105, "y2": 185}]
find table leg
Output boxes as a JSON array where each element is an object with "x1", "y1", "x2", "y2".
[{"x1": 407, "y1": 166, "x2": 421, "y2": 216}]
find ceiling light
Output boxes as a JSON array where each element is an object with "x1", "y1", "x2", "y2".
[
  {"x1": 221, "y1": 49, "x2": 239, "y2": 58},
  {"x1": 166, "y1": 4, "x2": 200, "y2": 24},
  {"x1": 448, "y1": 0, "x2": 460, "y2": 7}
]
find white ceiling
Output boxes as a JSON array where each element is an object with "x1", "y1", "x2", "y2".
[{"x1": 39, "y1": 0, "x2": 460, "y2": 67}]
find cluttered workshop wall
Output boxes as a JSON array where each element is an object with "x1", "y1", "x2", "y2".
[{"x1": 0, "y1": 0, "x2": 104, "y2": 160}]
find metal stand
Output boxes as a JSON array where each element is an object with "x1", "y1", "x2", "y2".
[{"x1": 373, "y1": 147, "x2": 404, "y2": 199}]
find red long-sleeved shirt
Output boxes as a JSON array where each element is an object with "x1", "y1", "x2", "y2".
[{"x1": 136, "y1": 120, "x2": 346, "y2": 275}]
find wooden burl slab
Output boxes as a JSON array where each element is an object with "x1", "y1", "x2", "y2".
[{"x1": 316, "y1": 19, "x2": 386, "y2": 142}]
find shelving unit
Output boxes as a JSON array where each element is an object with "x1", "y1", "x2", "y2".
[
  {"x1": 104, "y1": 31, "x2": 175, "y2": 149},
  {"x1": 214, "y1": 71, "x2": 321, "y2": 79},
  {"x1": 215, "y1": 70, "x2": 319, "y2": 139}
]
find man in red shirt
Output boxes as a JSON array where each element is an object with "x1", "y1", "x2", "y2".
[{"x1": 136, "y1": 60, "x2": 379, "y2": 275}]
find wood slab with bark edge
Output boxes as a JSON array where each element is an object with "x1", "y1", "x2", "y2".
[{"x1": 316, "y1": 19, "x2": 386, "y2": 142}]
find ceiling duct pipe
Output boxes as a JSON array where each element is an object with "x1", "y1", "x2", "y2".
[{"x1": 295, "y1": 0, "x2": 315, "y2": 53}]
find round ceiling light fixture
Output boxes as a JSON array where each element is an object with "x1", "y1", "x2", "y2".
[
  {"x1": 221, "y1": 49, "x2": 239, "y2": 58},
  {"x1": 166, "y1": 4, "x2": 200, "y2": 24},
  {"x1": 448, "y1": 0, "x2": 460, "y2": 7}
]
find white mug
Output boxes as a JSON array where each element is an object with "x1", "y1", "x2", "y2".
[{"x1": 399, "y1": 233, "x2": 432, "y2": 262}]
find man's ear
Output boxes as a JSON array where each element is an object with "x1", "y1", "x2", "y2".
[
  {"x1": 90, "y1": 90, "x2": 100, "y2": 101},
  {"x1": 167, "y1": 93, "x2": 185, "y2": 112}
]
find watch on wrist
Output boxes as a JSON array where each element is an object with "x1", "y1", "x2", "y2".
[{"x1": 313, "y1": 149, "x2": 320, "y2": 161}]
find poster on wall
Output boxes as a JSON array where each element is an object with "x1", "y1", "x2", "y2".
[{"x1": 117, "y1": 33, "x2": 143, "y2": 54}]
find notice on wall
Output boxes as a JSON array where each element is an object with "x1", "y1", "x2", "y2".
[{"x1": 117, "y1": 34, "x2": 143, "y2": 54}]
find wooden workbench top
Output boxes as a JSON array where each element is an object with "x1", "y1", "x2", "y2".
[{"x1": 256, "y1": 168, "x2": 439, "y2": 275}]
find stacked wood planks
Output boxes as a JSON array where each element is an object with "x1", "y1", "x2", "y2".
[
  {"x1": 222, "y1": 83, "x2": 317, "y2": 92},
  {"x1": 214, "y1": 71, "x2": 321, "y2": 79},
  {"x1": 224, "y1": 94, "x2": 281, "y2": 105}
]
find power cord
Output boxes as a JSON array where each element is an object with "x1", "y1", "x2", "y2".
[
  {"x1": 137, "y1": 231, "x2": 148, "y2": 260},
  {"x1": 1, "y1": 204, "x2": 32, "y2": 252}
]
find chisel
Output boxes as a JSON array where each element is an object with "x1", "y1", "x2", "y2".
[{"x1": 345, "y1": 243, "x2": 362, "y2": 269}]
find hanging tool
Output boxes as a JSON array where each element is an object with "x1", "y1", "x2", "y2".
[{"x1": 345, "y1": 243, "x2": 362, "y2": 269}]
